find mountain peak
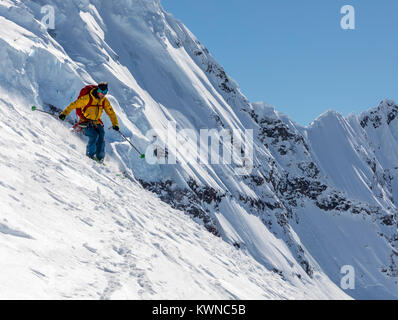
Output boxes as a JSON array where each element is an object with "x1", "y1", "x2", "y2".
[
  {"x1": 309, "y1": 109, "x2": 345, "y2": 128},
  {"x1": 359, "y1": 99, "x2": 398, "y2": 129},
  {"x1": 378, "y1": 99, "x2": 396, "y2": 108}
]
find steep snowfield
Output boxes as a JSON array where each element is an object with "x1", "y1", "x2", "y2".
[
  {"x1": 0, "y1": 0, "x2": 348, "y2": 299},
  {"x1": 0, "y1": 0, "x2": 396, "y2": 299},
  {"x1": 0, "y1": 97, "x2": 347, "y2": 299}
]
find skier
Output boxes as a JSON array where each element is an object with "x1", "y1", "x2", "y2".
[{"x1": 58, "y1": 82, "x2": 119, "y2": 163}]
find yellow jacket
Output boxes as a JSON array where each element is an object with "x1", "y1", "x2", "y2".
[{"x1": 61, "y1": 89, "x2": 119, "y2": 126}]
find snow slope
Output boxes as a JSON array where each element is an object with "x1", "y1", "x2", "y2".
[
  {"x1": 0, "y1": 0, "x2": 396, "y2": 299},
  {"x1": 0, "y1": 86, "x2": 346, "y2": 300}
]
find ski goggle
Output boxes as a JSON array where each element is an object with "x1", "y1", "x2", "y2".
[{"x1": 97, "y1": 87, "x2": 108, "y2": 95}]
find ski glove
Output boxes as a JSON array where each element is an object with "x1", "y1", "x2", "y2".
[
  {"x1": 59, "y1": 114, "x2": 66, "y2": 121},
  {"x1": 113, "y1": 125, "x2": 119, "y2": 131}
]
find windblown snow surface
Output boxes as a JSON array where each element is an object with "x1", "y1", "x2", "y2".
[{"x1": 0, "y1": 0, "x2": 396, "y2": 299}]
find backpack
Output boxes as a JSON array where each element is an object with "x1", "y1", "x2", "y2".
[{"x1": 75, "y1": 85, "x2": 105, "y2": 123}]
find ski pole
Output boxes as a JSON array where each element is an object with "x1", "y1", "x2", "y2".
[
  {"x1": 31, "y1": 105, "x2": 55, "y2": 116},
  {"x1": 117, "y1": 130, "x2": 145, "y2": 159}
]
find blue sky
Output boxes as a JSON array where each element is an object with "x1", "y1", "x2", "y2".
[{"x1": 161, "y1": 0, "x2": 398, "y2": 126}]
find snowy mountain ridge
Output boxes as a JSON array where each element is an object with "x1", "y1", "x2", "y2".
[{"x1": 0, "y1": 0, "x2": 396, "y2": 299}]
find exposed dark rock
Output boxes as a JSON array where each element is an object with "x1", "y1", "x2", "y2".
[
  {"x1": 174, "y1": 39, "x2": 182, "y2": 48},
  {"x1": 298, "y1": 162, "x2": 320, "y2": 179},
  {"x1": 248, "y1": 175, "x2": 265, "y2": 186},
  {"x1": 297, "y1": 246, "x2": 314, "y2": 277},
  {"x1": 238, "y1": 194, "x2": 282, "y2": 212},
  {"x1": 278, "y1": 175, "x2": 327, "y2": 202},
  {"x1": 278, "y1": 145, "x2": 288, "y2": 155},
  {"x1": 259, "y1": 118, "x2": 296, "y2": 143},
  {"x1": 272, "y1": 268, "x2": 285, "y2": 280},
  {"x1": 360, "y1": 113, "x2": 383, "y2": 129},
  {"x1": 315, "y1": 191, "x2": 383, "y2": 217},
  {"x1": 360, "y1": 116, "x2": 369, "y2": 128},
  {"x1": 381, "y1": 214, "x2": 395, "y2": 226},
  {"x1": 232, "y1": 242, "x2": 241, "y2": 249},
  {"x1": 372, "y1": 115, "x2": 382, "y2": 128},
  {"x1": 316, "y1": 192, "x2": 351, "y2": 212},
  {"x1": 138, "y1": 179, "x2": 222, "y2": 236},
  {"x1": 386, "y1": 252, "x2": 398, "y2": 277},
  {"x1": 187, "y1": 178, "x2": 225, "y2": 207},
  {"x1": 249, "y1": 109, "x2": 259, "y2": 124},
  {"x1": 387, "y1": 109, "x2": 398, "y2": 125},
  {"x1": 205, "y1": 62, "x2": 236, "y2": 94},
  {"x1": 220, "y1": 81, "x2": 235, "y2": 93},
  {"x1": 211, "y1": 113, "x2": 225, "y2": 128},
  {"x1": 250, "y1": 115, "x2": 310, "y2": 153},
  {"x1": 365, "y1": 158, "x2": 377, "y2": 174}
]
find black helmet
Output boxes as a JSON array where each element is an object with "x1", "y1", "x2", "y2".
[{"x1": 97, "y1": 82, "x2": 108, "y2": 94}]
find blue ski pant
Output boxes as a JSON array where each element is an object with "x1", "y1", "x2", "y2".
[{"x1": 83, "y1": 124, "x2": 105, "y2": 160}]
